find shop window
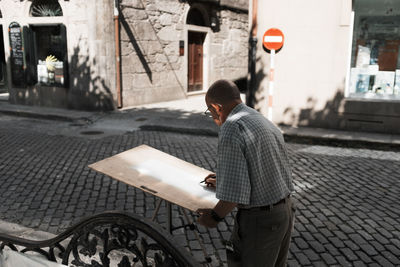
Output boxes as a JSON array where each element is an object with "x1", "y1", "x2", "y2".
[
  {"x1": 24, "y1": 25, "x2": 68, "y2": 87},
  {"x1": 349, "y1": 0, "x2": 400, "y2": 99},
  {"x1": 30, "y1": 0, "x2": 63, "y2": 17}
]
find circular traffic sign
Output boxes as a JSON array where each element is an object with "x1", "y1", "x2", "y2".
[{"x1": 263, "y1": 28, "x2": 284, "y2": 51}]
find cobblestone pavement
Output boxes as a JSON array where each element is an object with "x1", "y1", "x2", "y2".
[{"x1": 0, "y1": 115, "x2": 400, "y2": 266}]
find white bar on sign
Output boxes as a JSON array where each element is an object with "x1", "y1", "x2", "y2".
[{"x1": 264, "y1": 36, "x2": 283, "y2": 43}]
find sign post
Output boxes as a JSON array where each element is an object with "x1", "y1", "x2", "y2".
[{"x1": 262, "y1": 28, "x2": 284, "y2": 121}]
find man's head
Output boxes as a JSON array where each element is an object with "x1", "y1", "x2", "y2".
[{"x1": 205, "y1": 79, "x2": 242, "y2": 126}]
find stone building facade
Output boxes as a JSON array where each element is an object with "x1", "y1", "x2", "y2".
[
  {"x1": 119, "y1": 0, "x2": 248, "y2": 107},
  {"x1": 0, "y1": 0, "x2": 248, "y2": 110}
]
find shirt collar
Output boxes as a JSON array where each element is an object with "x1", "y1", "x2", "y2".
[{"x1": 227, "y1": 103, "x2": 246, "y2": 119}]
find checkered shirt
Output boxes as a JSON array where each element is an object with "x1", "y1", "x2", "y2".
[{"x1": 216, "y1": 103, "x2": 294, "y2": 207}]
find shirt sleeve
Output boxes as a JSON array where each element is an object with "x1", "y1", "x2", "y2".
[{"x1": 216, "y1": 130, "x2": 251, "y2": 204}]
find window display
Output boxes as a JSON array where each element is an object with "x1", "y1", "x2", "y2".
[
  {"x1": 29, "y1": 25, "x2": 67, "y2": 87},
  {"x1": 349, "y1": 0, "x2": 400, "y2": 100}
]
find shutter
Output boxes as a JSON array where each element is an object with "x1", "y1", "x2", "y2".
[{"x1": 23, "y1": 26, "x2": 37, "y2": 85}]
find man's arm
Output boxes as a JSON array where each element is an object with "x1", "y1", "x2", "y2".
[{"x1": 197, "y1": 200, "x2": 237, "y2": 228}]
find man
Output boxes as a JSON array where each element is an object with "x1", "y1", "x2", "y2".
[{"x1": 197, "y1": 79, "x2": 295, "y2": 267}]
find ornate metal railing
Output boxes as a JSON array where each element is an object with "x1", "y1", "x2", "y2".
[{"x1": 0, "y1": 211, "x2": 200, "y2": 267}]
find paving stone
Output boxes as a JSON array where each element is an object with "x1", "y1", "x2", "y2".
[
  {"x1": 372, "y1": 255, "x2": 395, "y2": 267},
  {"x1": 304, "y1": 248, "x2": 320, "y2": 261},
  {"x1": 335, "y1": 256, "x2": 352, "y2": 267},
  {"x1": 360, "y1": 243, "x2": 379, "y2": 256},
  {"x1": 309, "y1": 240, "x2": 325, "y2": 253},
  {"x1": 320, "y1": 252, "x2": 337, "y2": 265},
  {"x1": 295, "y1": 252, "x2": 311, "y2": 266},
  {"x1": 1, "y1": 120, "x2": 400, "y2": 266},
  {"x1": 355, "y1": 250, "x2": 373, "y2": 264},
  {"x1": 353, "y1": 261, "x2": 367, "y2": 267},
  {"x1": 381, "y1": 251, "x2": 400, "y2": 265}
]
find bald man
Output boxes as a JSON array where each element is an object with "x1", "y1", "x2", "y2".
[{"x1": 197, "y1": 79, "x2": 295, "y2": 267}]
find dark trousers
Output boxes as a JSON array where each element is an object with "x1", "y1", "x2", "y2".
[{"x1": 227, "y1": 197, "x2": 296, "y2": 267}]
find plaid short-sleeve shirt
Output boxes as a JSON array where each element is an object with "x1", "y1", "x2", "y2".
[{"x1": 216, "y1": 103, "x2": 294, "y2": 207}]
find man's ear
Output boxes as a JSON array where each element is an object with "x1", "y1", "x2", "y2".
[{"x1": 211, "y1": 103, "x2": 222, "y2": 113}]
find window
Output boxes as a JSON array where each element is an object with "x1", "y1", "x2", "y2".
[
  {"x1": 349, "y1": 0, "x2": 400, "y2": 100},
  {"x1": 30, "y1": 0, "x2": 63, "y2": 17},
  {"x1": 24, "y1": 25, "x2": 68, "y2": 87}
]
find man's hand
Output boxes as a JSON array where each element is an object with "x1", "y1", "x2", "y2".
[
  {"x1": 201, "y1": 173, "x2": 216, "y2": 187},
  {"x1": 196, "y1": 208, "x2": 218, "y2": 228}
]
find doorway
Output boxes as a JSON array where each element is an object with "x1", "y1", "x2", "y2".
[{"x1": 188, "y1": 31, "x2": 205, "y2": 92}]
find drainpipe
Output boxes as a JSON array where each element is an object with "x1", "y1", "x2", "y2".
[
  {"x1": 114, "y1": 0, "x2": 122, "y2": 108},
  {"x1": 247, "y1": 0, "x2": 257, "y2": 108}
]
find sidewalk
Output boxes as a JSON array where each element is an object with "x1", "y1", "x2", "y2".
[{"x1": 1, "y1": 95, "x2": 400, "y2": 147}]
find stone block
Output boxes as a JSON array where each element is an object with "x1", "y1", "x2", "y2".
[
  {"x1": 157, "y1": 26, "x2": 179, "y2": 41},
  {"x1": 156, "y1": 0, "x2": 182, "y2": 14},
  {"x1": 120, "y1": 0, "x2": 145, "y2": 9},
  {"x1": 159, "y1": 13, "x2": 172, "y2": 26},
  {"x1": 122, "y1": 7, "x2": 147, "y2": 20},
  {"x1": 132, "y1": 21, "x2": 157, "y2": 41}
]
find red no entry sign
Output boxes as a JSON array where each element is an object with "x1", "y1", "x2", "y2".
[{"x1": 263, "y1": 28, "x2": 284, "y2": 51}]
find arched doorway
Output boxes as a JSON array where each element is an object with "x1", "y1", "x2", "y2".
[{"x1": 186, "y1": 6, "x2": 209, "y2": 92}]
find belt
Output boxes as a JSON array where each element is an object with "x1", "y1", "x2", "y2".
[{"x1": 239, "y1": 195, "x2": 290, "y2": 211}]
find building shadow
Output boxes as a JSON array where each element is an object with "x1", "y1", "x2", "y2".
[{"x1": 119, "y1": 11, "x2": 152, "y2": 82}]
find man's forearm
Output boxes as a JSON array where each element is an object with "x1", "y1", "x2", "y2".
[{"x1": 213, "y1": 200, "x2": 237, "y2": 218}]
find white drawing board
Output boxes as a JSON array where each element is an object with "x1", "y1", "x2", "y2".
[{"x1": 88, "y1": 144, "x2": 218, "y2": 212}]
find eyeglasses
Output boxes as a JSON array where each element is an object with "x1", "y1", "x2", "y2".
[{"x1": 204, "y1": 108, "x2": 213, "y2": 118}]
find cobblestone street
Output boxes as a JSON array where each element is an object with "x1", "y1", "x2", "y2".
[{"x1": 0, "y1": 115, "x2": 399, "y2": 266}]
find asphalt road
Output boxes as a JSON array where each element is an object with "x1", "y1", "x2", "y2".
[{"x1": 0, "y1": 114, "x2": 399, "y2": 266}]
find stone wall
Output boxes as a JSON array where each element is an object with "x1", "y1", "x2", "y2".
[
  {"x1": 119, "y1": 0, "x2": 248, "y2": 107},
  {"x1": 210, "y1": 9, "x2": 248, "y2": 84},
  {"x1": 119, "y1": 0, "x2": 187, "y2": 107}
]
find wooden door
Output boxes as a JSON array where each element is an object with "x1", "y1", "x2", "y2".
[{"x1": 188, "y1": 31, "x2": 205, "y2": 92}]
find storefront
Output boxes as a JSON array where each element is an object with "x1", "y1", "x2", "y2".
[
  {"x1": 253, "y1": 0, "x2": 400, "y2": 134},
  {"x1": 348, "y1": 0, "x2": 400, "y2": 100},
  {"x1": 1, "y1": 0, "x2": 117, "y2": 110}
]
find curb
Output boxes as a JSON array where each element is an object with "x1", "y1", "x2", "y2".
[
  {"x1": 283, "y1": 133, "x2": 400, "y2": 151},
  {"x1": 0, "y1": 109, "x2": 76, "y2": 122},
  {"x1": 139, "y1": 125, "x2": 219, "y2": 137}
]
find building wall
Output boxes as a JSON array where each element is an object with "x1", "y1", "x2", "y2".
[
  {"x1": 1, "y1": 0, "x2": 248, "y2": 110},
  {"x1": 1, "y1": 0, "x2": 116, "y2": 110},
  {"x1": 255, "y1": 0, "x2": 400, "y2": 134},
  {"x1": 119, "y1": 0, "x2": 248, "y2": 107}
]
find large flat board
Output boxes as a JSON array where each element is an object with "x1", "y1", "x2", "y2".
[{"x1": 88, "y1": 145, "x2": 218, "y2": 212}]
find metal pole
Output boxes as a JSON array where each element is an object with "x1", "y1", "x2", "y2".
[
  {"x1": 113, "y1": 0, "x2": 122, "y2": 108},
  {"x1": 167, "y1": 202, "x2": 172, "y2": 234},
  {"x1": 268, "y1": 49, "x2": 275, "y2": 121},
  {"x1": 151, "y1": 199, "x2": 163, "y2": 221},
  {"x1": 247, "y1": 0, "x2": 258, "y2": 108}
]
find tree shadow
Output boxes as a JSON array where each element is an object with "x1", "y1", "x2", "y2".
[
  {"x1": 281, "y1": 85, "x2": 346, "y2": 130},
  {"x1": 67, "y1": 42, "x2": 114, "y2": 111}
]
